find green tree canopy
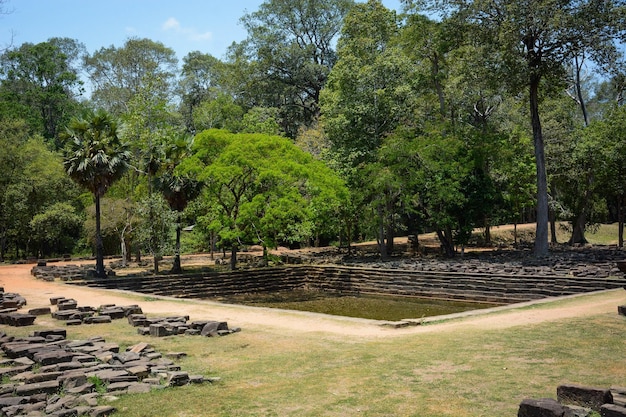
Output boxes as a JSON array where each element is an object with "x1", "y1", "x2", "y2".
[{"x1": 182, "y1": 129, "x2": 349, "y2": 269}]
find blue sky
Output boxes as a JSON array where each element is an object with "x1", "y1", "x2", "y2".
[{"x1": 2, "y1": 0, "x2": 404, "y2": 61}]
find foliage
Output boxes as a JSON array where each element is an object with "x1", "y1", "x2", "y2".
[
  {"x1": 135, "y1": 194, "x2": 175, "y2": 273},
  {"x1": 0, "y1": 37, "x2": 85, "y2": 148},
  {"x1": 232, "y1": 0, "x2": 354, "y2": 137},
  {"x1": 63, "y1": 109, "x2": 131, "y2": 276},
  {"x1": 30, "y1": 202, "x2": 82, "y2": 257},
  {"x1": 84, "y1": 38, "x2": 178, "y2": 115},
  {"x1": 0, "y1": 117, "x2": 78, "y2": 260},
  {"x1": 182, "y1": 129, "x2": 349, "y2": 268}
]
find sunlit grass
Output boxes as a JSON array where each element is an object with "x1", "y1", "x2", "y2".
[{"x1": 6, "y1": 290, "x2": 626, "y2": 417}]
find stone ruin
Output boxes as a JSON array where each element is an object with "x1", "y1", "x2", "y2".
[
  {"x1": 0, "y1": 290, "x2": 239, "y2": 415},
  {"x1": 0, "y1": 329, "x2": 221, "y2": 417},
  {"x1": 519, "y1": 384, "x2": 626, "y2": 416}
]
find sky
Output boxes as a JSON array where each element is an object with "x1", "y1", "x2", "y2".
[{"x1": 2, "y1": 0, "x2": 404, "y2": 61}]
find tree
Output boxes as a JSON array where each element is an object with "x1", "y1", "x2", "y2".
[
  {"x1": 233, "y1": 0, "x2": 354, "y2": 137},
  {"x1": 183, "y1": 129, "x2": 348, "y2": 269},
  {"x1": 178, "y1": 51, "x2": 226, "y2": 133},
  {"x1": 154, "y1": 134, "x2": 203, "y2": 273},
  {"x1": 0, "y1": 117, "x2": 77, "y2": 260},
  {"x1": 63, "y1": 109, "x2": 131, "y2": 278},
  {"x1": 30, "y1": 202, "x2": 82, "y2": 257},
  {"x1": 408, "y1": 0, "x2": 626, "y2": 256},
  {"x1": 84, "y1": 38, "x2": 178, "y2": 115},
  {"x1": 0, "y1": 38, "x2": 85, "y2": 148},
  {"x1": 321, "y1": 0, "x2": 414, "y2": 256}
]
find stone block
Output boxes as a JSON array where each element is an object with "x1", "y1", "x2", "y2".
[
  {"x1": 518, "y1": 398, "x2": 565, "y2": 417},
  {"x1": 28, "y1": 307, "x2": 51, "y2": 316},
  {"x1": 167, "y1": 371, "x2": 190, "y2": 387},
  {"x1": 149, "y1": 324, "x2": 171, "y2": 337},
  {"x1": 601, "y1": 404, "x2": 626, "y2": 417},
  {"x1": 201, "y1": 321, "x2": 228, "y2": 336},
  {"x1": 33, "y1": 350, "x2": 75, "y2": 366},
  {"x1": 14, "y1": 379, "x2": 60, "y2": 396},
  {"x1": 90, "y1": 405, "x2": 117, "y2": 417},
  {"x1": 557, "y1": 384, "x2": 613, "y2": 411},
  {"x1": 83, "y1": 315, "x2": 112, "y2": 324},
  {"x1": 32, "y1": 328, "x2": 67, "y2": 339}
]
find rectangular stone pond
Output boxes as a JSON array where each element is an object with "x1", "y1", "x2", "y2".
[{"x1": 213, "y1": 290, "x2": 497, "y2": 321}]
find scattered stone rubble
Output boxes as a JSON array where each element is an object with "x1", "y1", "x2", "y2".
[
  {"x1": 519, "y1": 384, "x2": 626, "y2": 416},
  {"x1": 44, "y1": 295, "x2": 241, "y2": 337},
  {"x1": 30, "y1": 265, "x2": 114, "y2": 282},
  {"x1": 0, "y1": 290, "x2": 35, "y2": 328},
  {"x1": 0, "y1": 329, "x2": 221, "y2": 417},
  {"x1": 344, "y1": 246, "x2": 626, "y2": 279}
]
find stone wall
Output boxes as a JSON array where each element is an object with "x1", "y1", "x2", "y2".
[{"x1": 37, "y1": 264, "x2": 626, "y2": 305}]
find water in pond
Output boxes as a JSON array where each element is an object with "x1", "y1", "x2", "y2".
[{"x1": 217, "y1": 290, "x2": 497, "y2": 321}]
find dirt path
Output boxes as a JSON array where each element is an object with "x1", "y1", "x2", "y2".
[{"x1": 2, "y1": 262, "x2": 625, "y2": 338}]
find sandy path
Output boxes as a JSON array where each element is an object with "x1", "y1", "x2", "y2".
[{"x1": 2, "y1": 262, "x2": 625, "y2": 338}]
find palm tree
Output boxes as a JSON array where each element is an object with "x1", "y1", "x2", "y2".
[
  {"x1": 155, "y1": 134, "x2": 202, "y2": 273},
  {"x1": 63, "y1": 110, "x2": 130, "y2": 278}
]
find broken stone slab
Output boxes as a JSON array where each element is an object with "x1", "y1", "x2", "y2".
[
  {"x1": 21, "y1": 370, "x2": 64, "y2": 384},
  {"x1": 126, "y1": 365, "x2": 149, "y2": 379},
  {"x1": 31, "y1": 328, "x2": 67, "y2": 339},
  {"x1": 112, "y1": 351, "x2": 141, "y2": 363},
  {"x1": 128, "y1": 314, "x2": 148, "y2": 327},
  {"x1": 200, "y1": 321, "x2": 229, "y2": 337},
  {"x1": 149, "y1": 324, "x2": 173, "y2": 337},
  {"x1": 127, "y1": 342, "x2": 150, "y2": 353},
  {"x1": 601, "y1": 404, "x2": 626, "y2": 417},
  {"x1": 49, "y1": 296, "x2": 66, "y2": 305},
  {"x1": 106, "y1": 381, "x2": 133, "y2": 393},
  {"x1": 167, "y1": 371, "x2": 190, "y2": 387},
  {"x1": 557, "y1": 384, "x2": 613, "y2": 411},
  {"x1": 83, "y1": 315, "x2": 112, "y2": 324},
  {"x1": 27, "y1": 307, "x2": 51, "y2": 316},
  {"x1": 14, "y1": 379, "x2": 60, "y2": 396},
  {"x1": 56, "y1": 299, "x2": 78, "y2": 310},
  {"x1": 518, "y1": 398, "x2": 565, "y2": 417},
  {"x1": 99, "y1": 307, "x2": 125, "y2": 320},
  {"x1": 32, "y1": 350, "x2": 76, "y2": 366},
  {"x1": 0, "y1": 312, "x2": 36, "y2": 326},
  {"x1": 127, "y1": 383, "x2": 152, "y2": 394},
  {"x1": 90, "y1": 405, "x2": 117, "y2": 417}
]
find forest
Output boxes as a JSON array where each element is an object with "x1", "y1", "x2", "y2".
[{"x1": 1, "y1": 0, "x2": 626, "y2": 274}]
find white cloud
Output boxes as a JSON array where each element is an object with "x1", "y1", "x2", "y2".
[
  {"x1": 162, "y1": 18, "x2": 180, "y2": 31},
  {"x1": 162, "y1": 17, "x2": 212, "y2": 42}
]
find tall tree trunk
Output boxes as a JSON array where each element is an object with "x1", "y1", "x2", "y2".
[
  {"x1": 385, "y1": 198, "x2": 394, "y2": 256},
  {"x1": 171, "y1": 212, "x2": 182, "y2": 274},
  {"x1": 569, "y1": 211, "x2": 588, "y2": 245},
  {"x1": 549, "y1": 207, "x2": 558, "y2": 244},
  {"x1": 619, "y1": 195, "x2": 624, "y2": 248},
  {"x1": 436, "y1": 229, "x2": 455, "y2": 258},
  {"x1": 377, "y1": 205, "x2": 388, "y2": 259},
  {"x1": 530, "y1": 76, "x2": 549, "y2": 257},
  {"x1": 94, "y1": 194, "x2": 106, "y2": 278},
  {"x1": 230, "y1": 245, "x2": 238, "y2": 270}
]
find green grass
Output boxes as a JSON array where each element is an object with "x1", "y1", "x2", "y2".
[
  {"x1": 7, "y1": 290, "x2": 626, "y2": 417},
  {"x1": 485, "y1": 222, "x2": 622, "y2": 246}
]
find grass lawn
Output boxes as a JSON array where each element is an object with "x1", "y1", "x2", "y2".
[{"x1": 8, "y1": 290, "x2": 626, "y2": 417}]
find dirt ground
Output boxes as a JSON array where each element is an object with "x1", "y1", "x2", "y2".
[{"x1": 2, "y1": 259, "x2": 625, "y2": 338}]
